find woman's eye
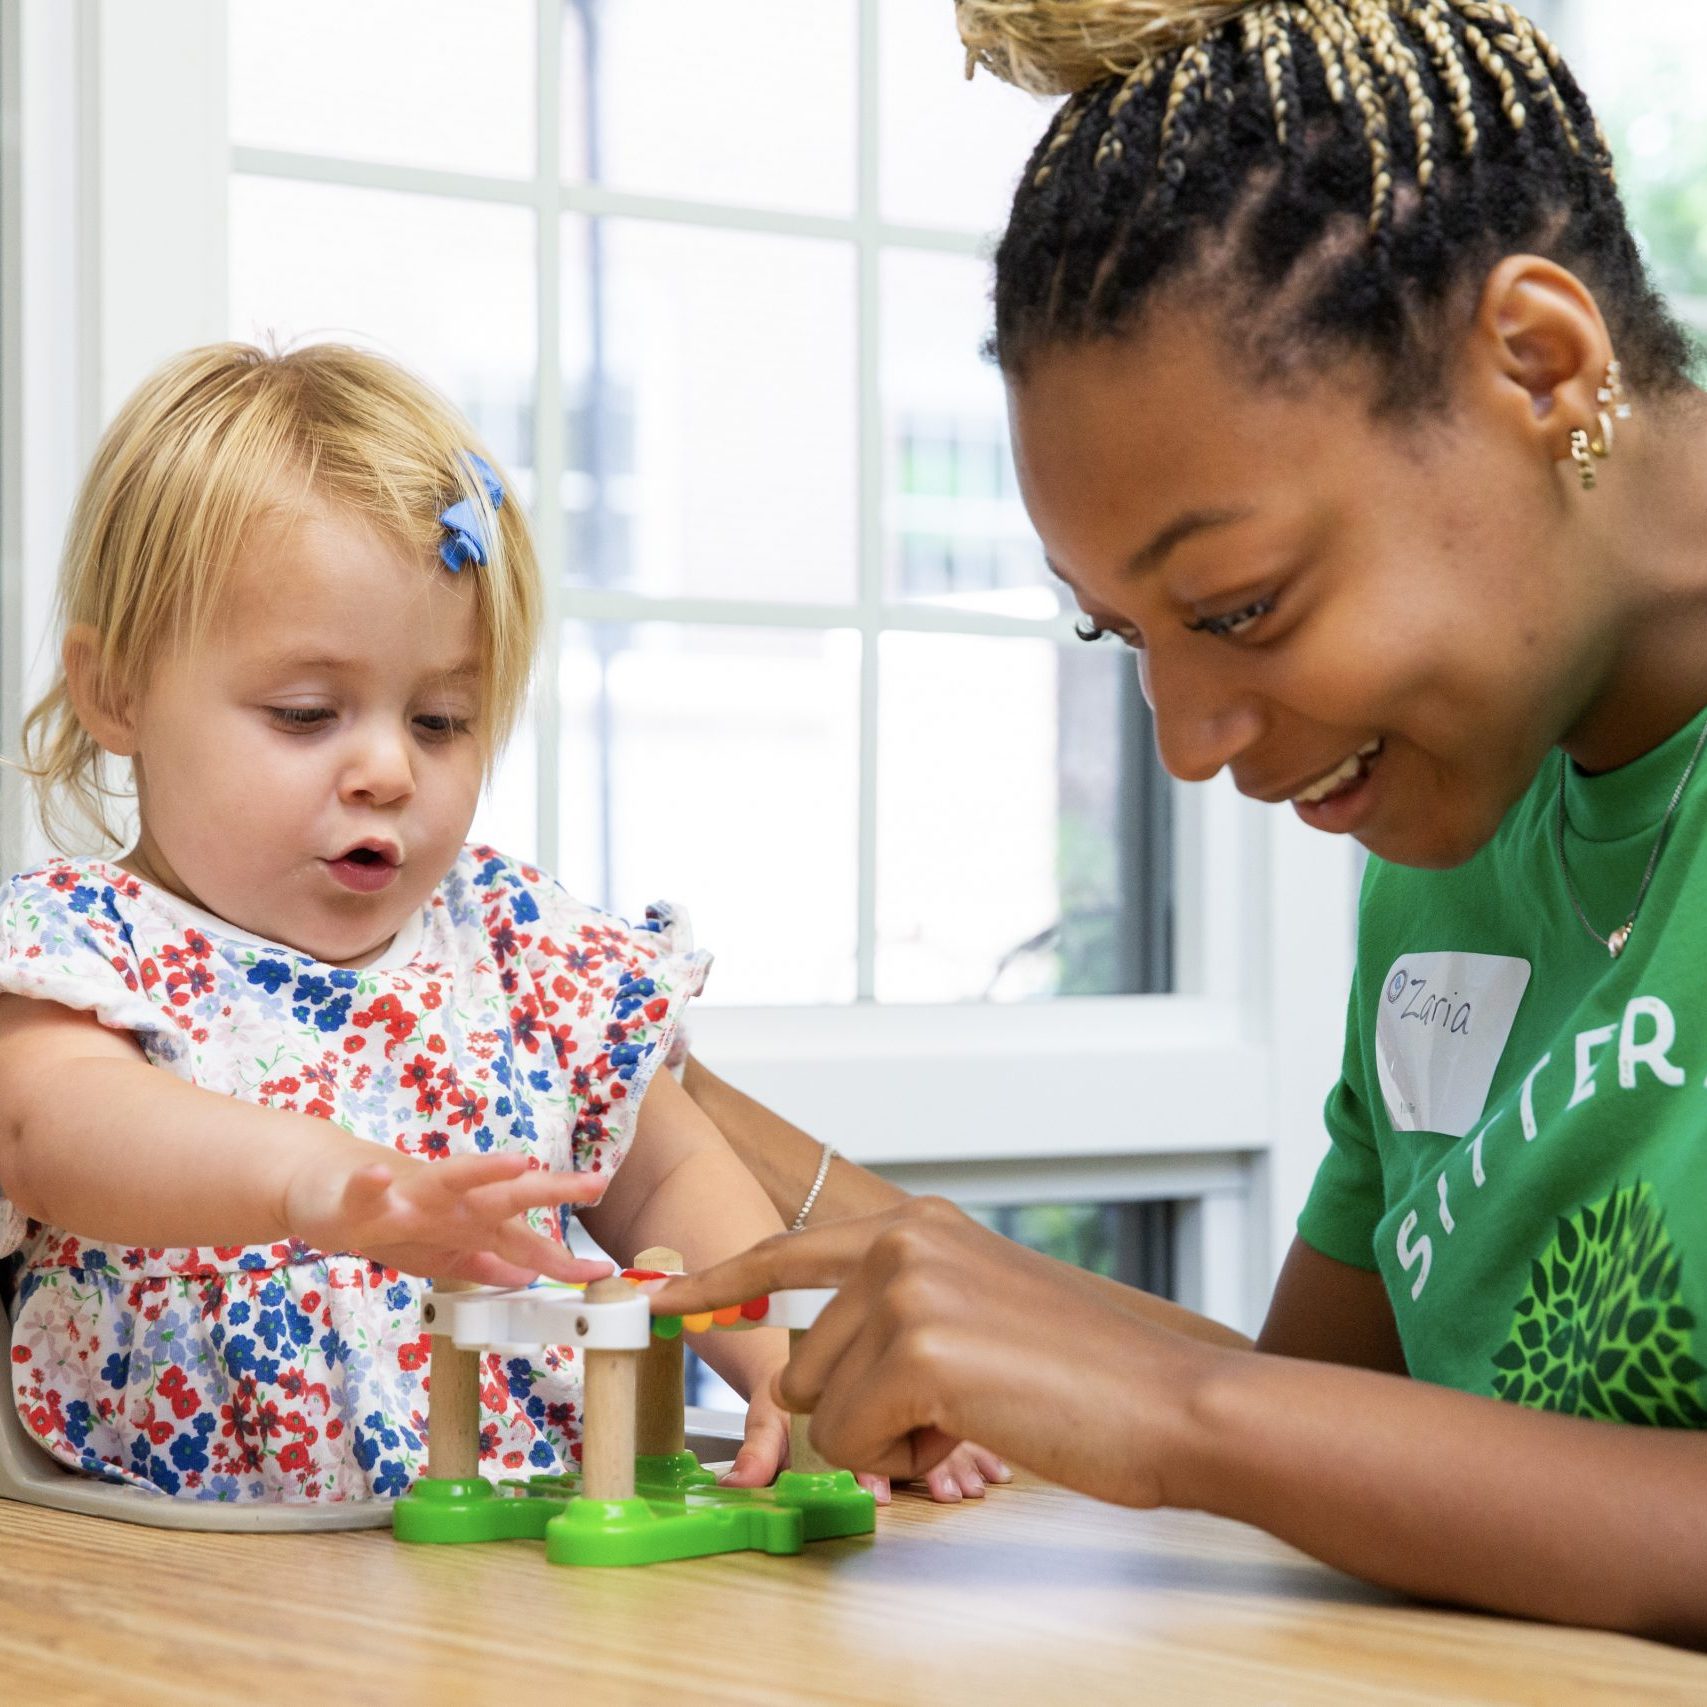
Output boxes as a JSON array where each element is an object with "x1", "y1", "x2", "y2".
[
  {"x1": 1074, "y1": 618, "x2": 1143, "y2": 648},
  {"x1": 267, "y1": 707, "x2": 332, "y2": 729},
  {"x1": 1185, "y1": 596, "x2": 1276, "y2": 640}
]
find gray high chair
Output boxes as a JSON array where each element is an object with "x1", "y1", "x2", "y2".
[{"x1": 0, "y1": 1273, "x2": 745, "y2": 1530}]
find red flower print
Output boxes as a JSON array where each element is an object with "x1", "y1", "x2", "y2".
[
  {"x1": 420, "y1": 1131, "x2": 450, "y2": 1159},
  {"x1": 277, "y1": 1440, "x2": 311, "y2": 1474},
  {"x1": 10, "y1": 1345, "x2": 30, "y2": 1365},
  {"x1": 397, "y1": 1336, "x2": 430, "y2": 1372},
  {"x1": 644, "y1": 997, "x2": 669, "y2": 1023},
  {"x1": 399, "y1": 1054, "x2": 435, "y2": 1093},
  {"x1": 343, "y1": 1035, "x2": 365, "y2": 1053},
  {"x1": 47, "y1": 868, "x2": 78, "y2": 891},
  {"x1": 446, "y1": 1089, "x2": 487, "y2": 1133}
]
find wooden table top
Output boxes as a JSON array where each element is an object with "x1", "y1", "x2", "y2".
[{"x1": 2, "y1": 1479, "x2": 1702, "y2": 1706}]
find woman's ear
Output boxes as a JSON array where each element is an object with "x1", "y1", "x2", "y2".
[
  {"x1": 1469, "y1": 254, "x2": 1611, "y2": 451},
  {"x1": 62, "y1": 624, "x2": 139, "y2": 757}
]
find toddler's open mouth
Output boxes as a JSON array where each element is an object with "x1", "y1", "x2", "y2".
[{"x1": 325, "y1": 842, "x2": 401, "y2": 894}]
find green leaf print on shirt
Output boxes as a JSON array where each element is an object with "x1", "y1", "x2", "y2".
[{"x1": 1490, "y1": 1181, "x2": 1707, "y2": 1428}]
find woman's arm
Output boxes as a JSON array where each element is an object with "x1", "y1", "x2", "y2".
[
  {"x1": 0, "y1": 994, "x2": 611, "y2": 1285},
  {"x1": 679, "y1": 1055, "x2": 904, "y2": 1224},
  {"x1": 654, "y1": 1198, "x2": 1707, "y2": 1646},
  {"x1": 680, "y1": 1054, "x2": 1258, "y2": 1354}
]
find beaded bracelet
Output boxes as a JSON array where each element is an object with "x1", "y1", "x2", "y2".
[{"x1": 789, "y1": 1141, "x2": 837, "y2": 1232}]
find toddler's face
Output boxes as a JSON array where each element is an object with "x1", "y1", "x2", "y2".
[{"x1": 122, "y1": 500, "x2": 488, "y2": 966}]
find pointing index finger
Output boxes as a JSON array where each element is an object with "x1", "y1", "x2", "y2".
[{"x1": 648, "y1": 1215, "x2": 885, "y2": 1315}]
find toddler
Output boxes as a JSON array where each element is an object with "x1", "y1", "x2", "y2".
[{"x1": 0, "y1": 343, "x2": 793, "y2": 1501}]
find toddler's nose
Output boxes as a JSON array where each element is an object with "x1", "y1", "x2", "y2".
[{"x1": 342, "y1": 725, "x2": 416, "y2": 805}]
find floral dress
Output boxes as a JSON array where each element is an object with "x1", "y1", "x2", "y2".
[{"x1": 0, "y1": 846, "x2": 707, "y2": 1503}]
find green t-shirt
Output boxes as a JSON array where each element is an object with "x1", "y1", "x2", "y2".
[{"x1": 1300, "y1": 706, "x2": 1707, "y2": 1427}]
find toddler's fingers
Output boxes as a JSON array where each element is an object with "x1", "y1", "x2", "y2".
[
  {"x1": 964, "y1": 1442, "x2": 1012, "y2": 1484},
  {"x1": 491, "y1": 1218, "x2": 612, "y2": 1286},
  {"x1": 924, "y1": 1460, "x2": 966, "y2": 1502},
  {"x1": 855, "y1": 1472, "x2": 891, "y2": 1504}
]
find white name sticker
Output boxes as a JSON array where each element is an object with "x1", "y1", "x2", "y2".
[{"x1": 1374, "y1": 951, "x2": 1532, "y2": 1136}]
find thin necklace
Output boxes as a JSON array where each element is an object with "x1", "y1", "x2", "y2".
[{"x1": 1555, "y1": 716, "x2": 1707, "y2": 958}]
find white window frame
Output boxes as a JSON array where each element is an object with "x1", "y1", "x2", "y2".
[{"x1": 1, "y1": 0, "x2": 1360, "y2": 1334}]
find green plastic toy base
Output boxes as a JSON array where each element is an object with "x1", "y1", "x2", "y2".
[{"x1": 393, "y1": 1457, "x2": 876, "y2": 1566}]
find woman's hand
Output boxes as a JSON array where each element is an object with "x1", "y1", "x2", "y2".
[
  {"x1": 651, "y1": 1197, "x2": 1220, "y2": 1508},
  {"x1": 283, "y1": 1148, "x2": 615, "y2": 1286}
]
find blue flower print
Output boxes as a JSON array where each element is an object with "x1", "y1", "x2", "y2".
[
  {"x1": 529, "y1": 1069, "x2": 552, "y2": 1093},
  {"x1": 67, "y1": 885, "x2": 99, "y2": 915},
  {"x1": 170, "y1": 1415, "x2": 215, "y2": 1472},
  {"x1": 64, "y1": 1400, "x2": 94, "y2": 1449},
  {"x1": 385, "y1": 1281, "x2": 412, "y2": 1312},
  {"x1": 247, "y1": 958, "x2": 292, "y2": 994},
  {"x1": 528, "y1": 1437, "x2": 556, "y2": 1470},
  {"x1": 374, "y1": 1458, "x2": 411, "y2": 1498},
  {"x1": 238, "y1": 1252, "x2": 269, "y2": 1272},
  {"x1": 101, "y1": 1351, "x2": 131, "y2": 1390},
  {"x1": 510, "y1": 891, "x2": 539, "y2": 926}
]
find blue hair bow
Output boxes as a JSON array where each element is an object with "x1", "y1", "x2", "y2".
[{"x1": 438, "y1": 452, "x2": 505, "y2": 573}]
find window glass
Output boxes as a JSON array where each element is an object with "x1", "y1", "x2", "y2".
[{"x1": 231, "y1": 0, "x2": 535, "y2": 179}]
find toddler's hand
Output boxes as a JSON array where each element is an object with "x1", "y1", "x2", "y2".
[
  {"x1": 717, "y1": 1378, "x2": 790, "y2": 1488},
  {"x1": 284, "y1": 1149, "x2": 613, "y2": 1286},
  {"x1": 915, "y1": 1440, "x2": 1012, "y2": 1503},
  {"x1": 854, "y1": 1442, "x2": 1011, "y2": 1505}
]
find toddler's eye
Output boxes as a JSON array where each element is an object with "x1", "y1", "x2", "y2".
[
  {"x1": 1074, "y1": 619, "x2": 1109, "y2": 643},
  {"x1": 414, "y1": 714, "x2": 472, "y2": 739},
  {"x1": 1184, "y1": 596, "x2": 1276, "y2": 640},
  {"x1": 268, "y1": 707, "x2": 332, "y2": 729}
]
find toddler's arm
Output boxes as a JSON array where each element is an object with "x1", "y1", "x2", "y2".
[{"x1": 0, "y1": 993, "x2": 609, "y2": 1286}]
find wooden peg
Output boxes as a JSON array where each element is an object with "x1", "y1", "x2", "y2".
[
  {"x1": 580, "y1": 1276, "x2": 641, "y2": 1501},
  {"x1": 631, "y1": 1248, "x2": 686, "y2": 1458},
  {"x1": 425, "y1": 1278, "x2": 483, "y2": 1482}
]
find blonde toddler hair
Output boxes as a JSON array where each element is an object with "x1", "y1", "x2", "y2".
[{"x1": 20, "y1": 341, "x2": 540, "y2": 853}]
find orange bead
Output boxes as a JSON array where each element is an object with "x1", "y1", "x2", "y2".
[{"x1": 712, "y1": 1306, "x2": 741, "y2": 1327}]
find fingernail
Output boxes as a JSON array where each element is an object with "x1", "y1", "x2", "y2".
[
  {"x1": 989, "y1": 1461, "x2": 1013, "y2": 1482},
  {"x1": 964, "y1": 1475, "x2": 985, "y2": 1498},
  {"x1": 939, "y1": 1483, "x2": 962, "y2": 1503}
]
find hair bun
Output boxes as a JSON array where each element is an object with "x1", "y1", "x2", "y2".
[{"x1": 956, "y1": 0, "x2": 1255, "y2": 95}]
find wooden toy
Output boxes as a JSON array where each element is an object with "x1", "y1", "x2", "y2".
[{"x1": 392, "y1": 1249, "x2": 874, "y2": 1566}]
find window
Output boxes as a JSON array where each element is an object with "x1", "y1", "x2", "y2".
[{"x1": 226, "y1": 0, "x2": 1178, "y2": 1013}]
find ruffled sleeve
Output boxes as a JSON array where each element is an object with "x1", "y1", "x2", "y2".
[
  {"x1": 461, "y1": 848, "x2": 711, "y2": 1175},
  {"x1": 0, "y1": 865, "x2": 187, "y2": 1254}
]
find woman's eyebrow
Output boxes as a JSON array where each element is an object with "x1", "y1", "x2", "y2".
[
  {"x1": 1127, "y1": 507, "x2": 1254, "y2": 575},
  {"x1": 1043, "y1": 507, "x2": 1256, "y2": 590}
]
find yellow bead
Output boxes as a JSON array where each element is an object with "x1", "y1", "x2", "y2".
[{"x1": 682, "y1": 1311, "x2": 714, "y2": 1334}]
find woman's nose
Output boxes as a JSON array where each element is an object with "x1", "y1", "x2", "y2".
[{"x1": 1144, "y1": 647, "x2": 1264, "y2": 784}]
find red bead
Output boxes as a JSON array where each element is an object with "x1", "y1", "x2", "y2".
[{"x1": 740, "y1": 1296, "x2": 769, "y2": 1322}]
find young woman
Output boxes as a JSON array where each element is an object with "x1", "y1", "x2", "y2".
[{"x1": 663, "y1": 0, "x2": 1707, "y2": 1645}]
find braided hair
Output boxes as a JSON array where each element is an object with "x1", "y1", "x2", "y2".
[{"x1": 963, "y1": 0, "x2": 1696, "y2": 411}]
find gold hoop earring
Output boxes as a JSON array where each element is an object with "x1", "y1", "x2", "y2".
[
  {"x1": 1570, "y1": 429, "x2": 1597, "y2": 491},
  {"x1": 1590, "y1": 357, "x2": 1633, "y2": 458}
]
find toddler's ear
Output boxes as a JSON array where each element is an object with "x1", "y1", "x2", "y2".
[{"x1": 62, "y1": 624, "x2": 138, "y2": 756}]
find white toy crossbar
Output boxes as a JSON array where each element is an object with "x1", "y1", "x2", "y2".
[{"x1": 420, "y1": 1283, "x2": 836, "y2": 1355}]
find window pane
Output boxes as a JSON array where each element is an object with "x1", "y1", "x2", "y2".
[
  {"x1": 880, "y1": 1, "x2": 1056, "y2": 233},
  {"x1": 877, "y1": 634, "x2": 1172, "y2": 1003},
  {"x1": 230, "y1": 0, "x2": 535, "y2": 179},
  {"x1": 560, "y1": 219, "x2": 857, "y2": 602},
  {"x1": 882, "y1": 249, "x2": 1058, "y2": 616},
  {"x1": 561, "y1": 0, "x2": 856, "y2": 216},
  {"x1": 230, "y1": 178, "x2": 537, "y2": 479},
  {"x1": 1562, "y1": 2, "x2": 1707, "y2": 326},
  {"x1": 559, "y1": 622, "x2": 860, "y2": 1005},
  {"x1": 968, "y1": 1200, "x2": 1178, "y2": 1295}
]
